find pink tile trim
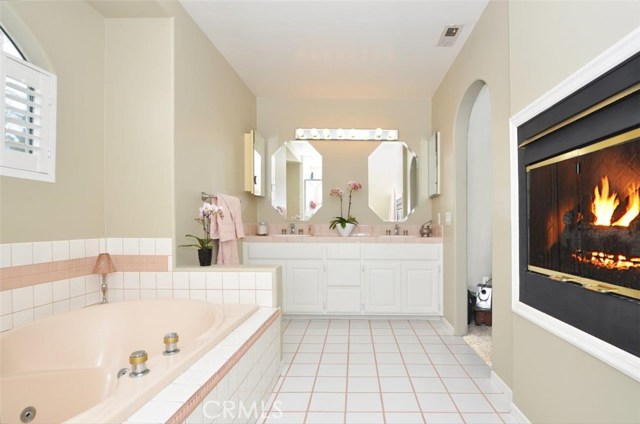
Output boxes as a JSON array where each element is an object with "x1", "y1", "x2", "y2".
[
  {"x1": 0, "y1": 255, "x2": 169, "y2": 292},
  {"x1": 165, "y1": 309, "x2": 281, "y2": 424}
]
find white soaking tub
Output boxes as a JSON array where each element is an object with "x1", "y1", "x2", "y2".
[{"x1": 0, "y1": 299, "x2": 258, "y2": 424}]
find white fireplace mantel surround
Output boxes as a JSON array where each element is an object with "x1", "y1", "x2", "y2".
[{"x1": 509, "y1": 27, "x2": 640, "y2": 383}]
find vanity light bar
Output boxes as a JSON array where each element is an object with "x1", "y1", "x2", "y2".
[{"x1": 295, "y1": 128, "x2": 399, "y2": 141}]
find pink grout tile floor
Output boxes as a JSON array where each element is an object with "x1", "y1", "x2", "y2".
[{"x1": 259, "y1": 318, "x2": 520, "y2": 424}]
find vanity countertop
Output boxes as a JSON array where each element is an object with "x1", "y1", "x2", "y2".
[{"x1": 243, "y1": 235, "x2": 442, "y2": 243}]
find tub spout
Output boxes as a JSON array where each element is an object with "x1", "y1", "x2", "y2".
[
  {"x1": 128, "y1": 350, "x2": 150, "y2": 377},
  {"x1": 163, "y1": 332, "x2": 180, "y2": 355}
]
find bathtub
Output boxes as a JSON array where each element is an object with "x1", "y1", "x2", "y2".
[{"x1": 0, "y1": 299, "x2": 258, "y2": 424}]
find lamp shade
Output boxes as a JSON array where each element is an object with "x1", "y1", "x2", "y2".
[{"x1": 92, "y1": 253, "x2": 116, "y2": 274}]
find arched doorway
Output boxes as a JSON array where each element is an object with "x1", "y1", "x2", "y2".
[{"x1": 452, "y1": 81, "x2": 493, "y2": 364}]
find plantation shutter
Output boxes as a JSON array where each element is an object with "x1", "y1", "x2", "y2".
[{"x1": 0, "y1": 50, "x2": 57, "y2": 180}]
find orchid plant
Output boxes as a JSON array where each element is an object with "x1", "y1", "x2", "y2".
[
  {"x1": 329, "y1": 181, "x2": 363, "y2": 229},
  {"x1": 179, "y1": 202, "x2": 224, "y2": 250}
]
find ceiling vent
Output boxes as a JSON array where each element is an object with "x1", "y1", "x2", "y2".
[{"x1": 437, "y1": 25, "x2": 464, "y2": 47}]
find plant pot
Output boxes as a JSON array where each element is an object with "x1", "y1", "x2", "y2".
[
  {"x1": 336, "y1": 223, "x2": 355, "y2": 237},
  {"x1": 197, "y1": 248, "x2": 213, "y2": 266}
]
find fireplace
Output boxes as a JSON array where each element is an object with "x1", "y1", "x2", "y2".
[
  {"x1": 517, "y1": 51, "x2": 640, "y2": 358},
  {"x1": 527, "y1": 130, "x2": 640, "y2": 299}
]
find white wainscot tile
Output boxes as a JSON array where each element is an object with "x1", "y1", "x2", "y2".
[
  {"x1": 206, "y1": 290, "x2": 223, "y2": 304},
  {"x1": 33, "y1": 282, "x2": 53, "y2": 306},
  {"x1": 70, "y1": 295, "x2": 86, "y2": 310},
  {"x1": 52, "y1": 279, "x2": 70, "y2": 302},
  {"x1": 189, "y1": 272, "x2": 206, "y2": 289},
  {"x1": 156, "y1": 238, "x2": 172, "y2": 256},
  {"x1": 70, "y1": 277, "x2": 86, "y2": 297},
  {"x1": 86, "y1": 291, "x2": 100, "y2": 305},
  {"x1": 106, "y1": 238, "x2": 123, "y2": 255},
  {"x1": 239, "y1": 273, "x2": 255, "y2": 290},
  {"x1": 85, "y1": 239, "x2": 100, "y2": 257},
  {"x1": 69, "y1": 239, "x2": 86, "y2": 259},
  {"x1": 11, "y1": 242, "x2": 33, "y2": 266},
  {"x1": 190, "y1": 290, "x2": 206, "y2": 301},
  {"x1": 223, "y1": 290, "x2": 240, "y2": 304},
  {"x1": 239, "y1": 290, "x2": 255, "y2": 304},
  {"x1": 33, "y1": 242, "x2": 52, "y2": 264},
  {"x1": 124, "y1": 290, "x2": 141, "y2": 301},
  {"x1": 52, "y1": 240, "x2": 70, "y2": 261},
  {"x1": 0, "y1": 244, "x2": 11, "y2": 268},
  {"x1": 122, "y1": 238, "x2": 140, "y2": 255},
  {"x1": 255, "y1": 272, "x2": 272, "y2": 290},
  {"x1": 109, "y1": 272, "x2": 124, "y2": 289},
  {"x1": 140, "y1": 272, "x2": 156, "y2": 289},
  {"x1": 206, "y1": 272, "x2": 222, "y2": 290},
  {"x1": 123, "y1": 272, "x2": 140, "y2": 289},
  {"x1": 85, "y1": 274, "x2": 100, "y2": 293},
  {"x1": 13, "y1": 309, "x2": 34, "y2": 327},
  {"x1": 222, "y1": 272, "x2": 239, "y2": 290},
  {"x1": 140, "y1": 289, "x2": 156, "y2": 300},
  {"x1": 156, "y1": 272, "x2": 172, "y2": 290},
  {"x1": 256, "y1": 290, "x2": 273, "y2": 307},
  {"x1": 157, "y1": 289, "x2": 173, "y2": 299},
  {"x1": 139, "y1": 238, "x2": 156, "y2": 255},
  {"x1": 173, "y1": 289, "x2": 189, "y2": 299},
  {"x1": 34, "y1": 303, "x2": 53, "y2": 320},
  {"x1": 173, "y1": 272, "x2": 189, "y2": 289},
  {"x1": 0, "y1": 290, "x2": 13, "y2": 315},
  {"x1": 12, "y1": 286, "x2": 34, "y2": 312},
  {"x1": 0, "y1": 315, "x2": 12, "y2": 331}
]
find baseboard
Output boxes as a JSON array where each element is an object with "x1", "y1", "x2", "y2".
[
  {"x1": 491, "y1": 371, "x2": 531, "y2": 424},
  {"x1": 490, "y1": 370, "x2": 513, "y2": 401},
  {"x1": 441, "y1": 317, "x2": 455, "y2": 335}
]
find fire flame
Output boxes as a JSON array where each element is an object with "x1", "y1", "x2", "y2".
[
  {"x1": 572, "y1": 251, "x2": 640, "y2": 270},
  {"x1": 591, "y1": 176, "x2": 639, "y2": 227}
]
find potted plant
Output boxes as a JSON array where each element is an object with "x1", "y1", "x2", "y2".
[
  {"x1": 179, "y1": 202, "x2": 224, "y2": 266},
  {"x1": 329, "y1": 181, "x2": 362, "y2": 237}
]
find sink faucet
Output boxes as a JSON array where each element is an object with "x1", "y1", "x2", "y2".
[
  {"x1": 394, "y1": 223, "x2": 400, "y2": 236},
  {"x1": 290, "y1": 222, "x2": 296, "y2": 234}
]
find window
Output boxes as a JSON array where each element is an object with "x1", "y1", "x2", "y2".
[{"x1": 0, "y1": 26, "x2": 57, "y2": 182}]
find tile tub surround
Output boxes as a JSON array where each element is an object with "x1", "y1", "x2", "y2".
[
  {"x1": 260, "y1": 318, "x2": 527, "y2": 424},
  {"x1": 125, "y1": 308, "x2": 281, "y2": 424},
  {"x1": 0, "y1": 238, "x2": 279, "y2": 331}
]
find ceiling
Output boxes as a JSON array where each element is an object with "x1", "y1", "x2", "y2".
[{"x1": 179, "y1": 0, "x2": 488, "y2": 99}]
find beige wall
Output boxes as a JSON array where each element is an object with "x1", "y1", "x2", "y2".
[
  {"x1": 431, "y1": 0, "x2": 511, "y2": 363},
  {"x1": 104, "y1": 18, "x2": 174, "y2": 237},
  {"x1": 256, "y1": 98, "x2": 431, "y2": 227},
  {"x1": 508, "y1": 1, "x2": 640, "y2": 422},
  {"x1": 0, "y1": 2, "x2": 105, "y2": 242},
  {"x1": 158, "y1": 2, "x2": 257, "y2": 267},
  {"x1": 434, "y1": 0, "x2": 640, "y2": 422}
]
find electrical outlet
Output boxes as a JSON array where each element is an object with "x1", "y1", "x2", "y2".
[
  {"x1": 437, "y1": 212, "x2": 441, "y2": 225},
  {"x1": 445, "y1": 212, "x2": 452, "y2": 225}
]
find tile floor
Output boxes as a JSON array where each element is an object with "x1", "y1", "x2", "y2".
[{"x1": 260, "y1": 318, "x2": 519, "y2": 424}]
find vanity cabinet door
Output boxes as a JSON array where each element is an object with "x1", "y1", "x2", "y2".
[
  {"x1": 363, "y1": 263, "x2": 401, "y2": 313},
  {"x1": 403, "y1": 262, "x2": 440, "y2": 314},
  {"x1": 286, "y1": 261, "x2": 324, "y2": 313}
]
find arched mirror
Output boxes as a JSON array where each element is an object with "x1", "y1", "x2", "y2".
[
  {"x1": 271, "y1": 140, "x2": 322, "y2": 220},
  {"x1": 368, "y1": 142, "x2": 418, "y2": 222}
]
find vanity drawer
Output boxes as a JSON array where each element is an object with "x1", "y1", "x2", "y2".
[
  {"x1": 246, "y1": 242, "x2": 324, "y2": 260},
  {"x1": 326, "y1": 244, "x2": 361, "y2": 259},
  {"x1": 362, "y1": 243, "x2": 440, "y2": 261}
]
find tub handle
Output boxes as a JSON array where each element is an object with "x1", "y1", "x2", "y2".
[
  {"x1": 163, "y1": 332, "x2": 180, "y2": 355},
  {"x1": 129, "y1": 350, "x2": 150, "y2": 377}
]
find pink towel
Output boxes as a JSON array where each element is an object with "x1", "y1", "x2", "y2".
[{"x1": 210, "y1": 194, "x2": 244, "y2": 264}]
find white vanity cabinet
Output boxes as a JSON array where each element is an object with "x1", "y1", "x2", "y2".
[{"x1": 243, "y1": 241, "x2": 442, "y2": 316}]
